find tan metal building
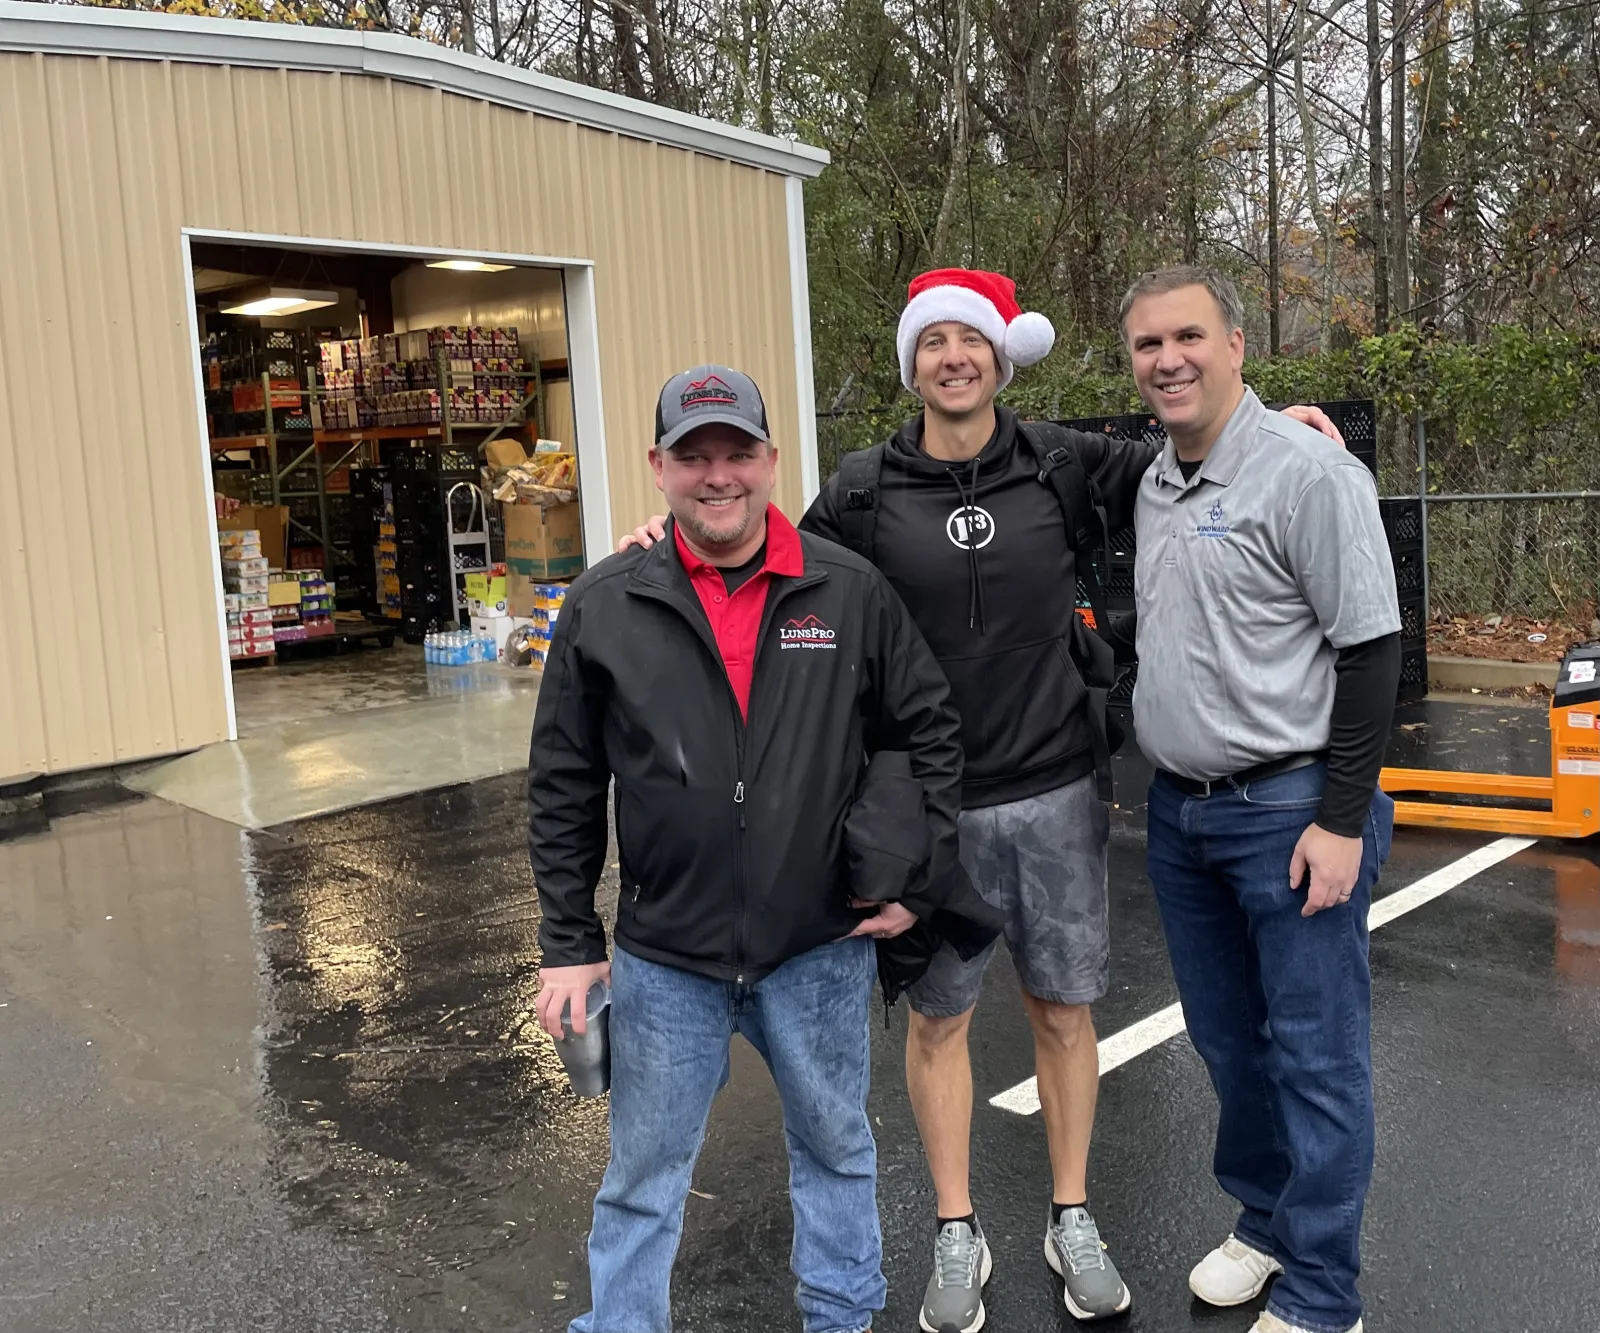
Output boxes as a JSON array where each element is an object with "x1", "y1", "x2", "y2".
[{"x1": 0, "y1": 1, "x2": 828, "y2": 781}]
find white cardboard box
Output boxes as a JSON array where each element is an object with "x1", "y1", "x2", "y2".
[{"x1": 471, "y1": 615, "x2": 516, "y2": 660}]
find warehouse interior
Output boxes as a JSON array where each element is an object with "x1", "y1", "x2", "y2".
[{"x1": 191, "y1": 239, "x2": 585, "y2": 731}]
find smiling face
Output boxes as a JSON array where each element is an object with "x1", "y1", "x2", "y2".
[
  {"x1": 911, "y1": 321, "x2": 1001, "y2": 422},
  {"x1": 650, "y1": 423, "x2": 777, "y2": 557},
  {"x1": 1125, "y1": 284, "x2": 1247, "y2": 452}
]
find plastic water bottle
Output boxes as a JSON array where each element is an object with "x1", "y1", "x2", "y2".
[{"x1": 425, "y1": 631, "x2": 435, "y2": 665}]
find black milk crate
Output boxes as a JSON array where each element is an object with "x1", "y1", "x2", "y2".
[
  {"x1": 1398, "y1": 592, "x2": 1427, "y2": 644},
  {"x1": 1398, "y1": 644, "x2": 1428, "y2": 703},
  {"x1": 1108, "y1": 524, "x2": 1137, "y2": 561},
  {"x1": 1054, "y1": 411, "x2": 1167, "y2": 449},
  {"x1": 1392, "y1": 547, "x2": 1424, "y2": 596},
  {"x1": 1380, "y1": 497, "x2": 1423, "y2": 550},
  {"x1": 1317, "y1": 399, "x2": 1376, "y2": 450},
  {"x1": 1106, "y1": 568, "x2": 1136, "y2": 600}
]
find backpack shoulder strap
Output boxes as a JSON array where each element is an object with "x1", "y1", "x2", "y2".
[
  {"x1": 1016, "y1": 420, "x2": 1109, "y2": 565},
  {"x1": 1017, "y1": 420, "x2": 1121, "y2": 802},
  {"x1": 837, "y1": 442, "x2": 887, "y2": 561}
]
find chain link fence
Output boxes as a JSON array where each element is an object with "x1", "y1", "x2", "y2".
[
  {"x1": 816, "y1": 399, "x2": 1600, "y2": 626},
  {"x1": 1398, "y1": 416, "x2": 1600, "y2": 625}
]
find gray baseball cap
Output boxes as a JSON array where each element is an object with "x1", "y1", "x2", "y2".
[{"x1": 655, "y1": 364, "x2": 770, "y2": 448}]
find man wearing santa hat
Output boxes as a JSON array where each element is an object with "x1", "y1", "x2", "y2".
[{"x1": 618, "y1": 267, "x2": 1342, "y2": 1331}]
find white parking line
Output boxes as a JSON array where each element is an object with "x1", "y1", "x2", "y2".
[{"x1": 989, "y1": 835, "x2": 1539, "y2": 1117}]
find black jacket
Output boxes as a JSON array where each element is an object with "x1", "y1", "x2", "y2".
[
  {"x1": 802, "y1": 406, "x2": 1157, "y2": 808},
  {"x1": 527, "y1": 518, "x2": 989, "y2": 984}
]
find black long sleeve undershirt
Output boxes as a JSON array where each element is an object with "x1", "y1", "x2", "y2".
[{"x1": 1316, "y1": 631, "x2": 1401, "y2": 837}]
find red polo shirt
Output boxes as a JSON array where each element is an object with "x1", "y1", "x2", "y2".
[{"x1": 674, "y1": 504, "x2": 805, "y2": 720}]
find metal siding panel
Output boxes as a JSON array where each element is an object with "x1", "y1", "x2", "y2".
[
  {"x1": 442, "y1": 94, "x2": 499, "y2": 252},
  {"x1": 172, "y1": 62, "x2": 248, "y2": 229},
  {"x1": 389, "y1": 81, "x2": 455, "y2": 246},
  {"x1": 47, "y1": 55, "x2": 176, "y2": 762},
  {"x1": 488, "y1": 98, "x2": 537, "y2": 256},
  {"x1": 1, "y1": 53, "x2": 113, "y2": 772},
  {"x1": 110, "y1": 59, "x2": 228, "y2": 754},
  {"x1": 287, "y1": 69, "x2": 356, "y2": 238},
  {"x1": 342, "y1": 74, "x2": 407, "y2": 242},
  {"x1": 588, "y1": 136, "x2": 651, "y2": 537},
  {"x1": 0, "y1": 64, "x2": 50, "y2": 778},
  {"x1": 227, "y1": 65, "x2": 304, "y2": 236},
  {"x1": 540, "y1": 118, "x2": 592, "y2": 259}
]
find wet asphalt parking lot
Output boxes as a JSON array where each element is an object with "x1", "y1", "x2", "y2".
[{"x1": 2, "y1": 697, "x2": 1598, "y2": 1332}]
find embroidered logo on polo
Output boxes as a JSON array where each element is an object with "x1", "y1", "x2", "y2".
[
  {"x1": 779, "y1": 614, "x2": 838, "y2": 650},
  {"x1": 680, "y1": 374, "x2": 739, "y2": 411},
  {"x1": 946, "y1": 505, "x2": 996, "y2": 549},
  {"x1": 1196, "y1": 499, "x2": 1232, "y2": 539}
]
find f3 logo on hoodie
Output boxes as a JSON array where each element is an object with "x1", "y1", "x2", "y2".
[{"x1": 946, "y1": 505, "x2": 996, "y2": 550}]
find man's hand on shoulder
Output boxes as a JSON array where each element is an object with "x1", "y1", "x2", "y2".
[
  {"x1": 617, "y1": 515, "x2": 668, "y2": 553},
  {"x1": 1281, "y1": 404, "x2": 1345, "y2": 447},
  {"x1": 1290, "y1": 823, "x2": 1363, "y2": 917},
  {"x1": 535, "y1": 960, "x2": 613, "y2": 1037}
]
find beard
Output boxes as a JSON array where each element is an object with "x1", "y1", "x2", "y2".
[{"x1": 679, "y1": 494, "x2": 753, "y2": 549}]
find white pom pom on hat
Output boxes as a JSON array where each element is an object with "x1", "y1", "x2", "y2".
[{"x1": 896, "y1": 268, "x2": 1057, "y2": 393}]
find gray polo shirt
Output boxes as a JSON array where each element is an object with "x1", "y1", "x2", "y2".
[{"x1": 1132, "y1": 388, "x2": 1400, "y2": 781}]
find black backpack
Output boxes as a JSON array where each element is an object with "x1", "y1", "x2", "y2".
[{"x1": 833, "y1": 422, "x2": 1124, "y2": 802}]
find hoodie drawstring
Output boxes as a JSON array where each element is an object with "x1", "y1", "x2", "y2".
[{"x1": 948, "y1": 457, "x2": 986, "y2": 633}]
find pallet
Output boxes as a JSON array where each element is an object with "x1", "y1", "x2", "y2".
[
  {"x1": 230, "y1": 652, "x2": 276, "y2": 668},
  {"x1": 271, "y1": 621, "x2": 398, "y2": 660}
]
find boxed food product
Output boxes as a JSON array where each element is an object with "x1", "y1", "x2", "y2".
[
  {"x1": 464, "y1": 569, "x2": 508, "y2": 617},
  {"x1": 504, "y1": 502, "x2": 583, "y2": 612},
  {"x1": 222, "y1": 556, "x2": 269, "y2": 575}
]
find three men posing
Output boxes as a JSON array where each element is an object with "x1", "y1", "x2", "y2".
[{"x1": 532, "y1": 265, "x2": 1397, "y2": 1333}]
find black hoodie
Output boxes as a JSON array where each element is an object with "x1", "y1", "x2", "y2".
[{"x1": 801, "y1": 405, "x2": 1158, "y2": 809}]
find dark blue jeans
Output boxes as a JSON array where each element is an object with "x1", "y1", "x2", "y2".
[
  {"x1": 571, "y1": 936, "x2": 882, "y2": 1333},
  {"x1": 1146, "y1": 762, "x2": 1394, "y2": 1333}
]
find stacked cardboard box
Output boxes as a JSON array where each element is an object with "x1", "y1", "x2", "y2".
[
  {"x1": 298, "y1": 570, "x2": 336, "y2": 637},
  {"x1": 269, "y1": 571, "x2": 305, "y2": 644},
  {"x1": 314, "y1": 327, "x2": 529, "y2": 431},
  {"x1": 220, "y1": 529, "x2": 275, "y2": 660}
]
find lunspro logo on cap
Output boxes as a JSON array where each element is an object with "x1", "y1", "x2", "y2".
[
  {"x1": 680, "y1": 375, "x2": 739, "y2": 410},
  {"x1": 656, "y1": 363, "x2": 769, "y2": 448}
]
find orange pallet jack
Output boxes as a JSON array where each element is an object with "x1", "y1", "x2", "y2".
[{"x1": 1379, "y1": 642, "x2": 1600, "y2": 839}]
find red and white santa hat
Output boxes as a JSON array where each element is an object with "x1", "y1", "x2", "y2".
[{"x1": 897, "y1": 268, "x2": 1056, "y2": 393}]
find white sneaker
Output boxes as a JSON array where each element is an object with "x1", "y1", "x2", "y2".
[
  {"x1": 1188, "y1": 1233, "x2": 1283, "y2": 1306},
  {"x1": 1249, "y1": 1314, "x2": 1363, "y2": 1333}
]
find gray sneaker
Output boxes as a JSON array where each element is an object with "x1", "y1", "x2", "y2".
[
  {"x1": 1045, "y1": 1206, "x2": 1132, "y2": 1320},
  {"x1": 918, "y1": 1217, "x2": 993, "y2": 1333}
]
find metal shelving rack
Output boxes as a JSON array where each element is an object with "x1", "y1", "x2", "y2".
[{"x1": 208, "y1": 341, "x2": 562, "y2": 625}]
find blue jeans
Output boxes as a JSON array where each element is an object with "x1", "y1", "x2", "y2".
[
  {"x1": 570, "y1": 936, "x2": 883, "y2": 1333},
  {"x1": 1146, "y1": 762, "x2": 1394, "y2": 1333}
]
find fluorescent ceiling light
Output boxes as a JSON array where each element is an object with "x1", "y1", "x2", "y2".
[
  {"x1": 425, "y1": 259, "x2": 515, "y2": 272},
  {"x1": 220, "y1": 287, "x2": 339, "y2": 317}
]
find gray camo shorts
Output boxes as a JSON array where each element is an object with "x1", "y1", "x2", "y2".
[{"x1": 907, "y1": 774, "x2": 1110, "y2": 1017}]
